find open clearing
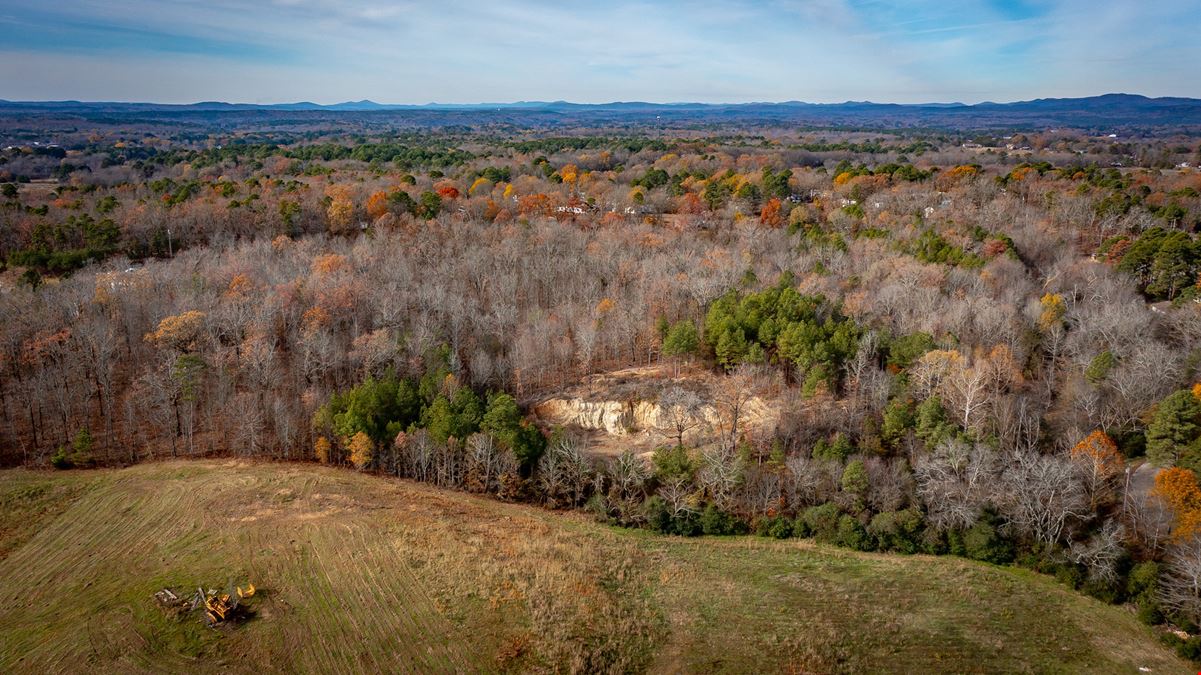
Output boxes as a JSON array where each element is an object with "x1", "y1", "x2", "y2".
[{"x1": 0, "y1": 460, "x2": 1189, "y2": 673}]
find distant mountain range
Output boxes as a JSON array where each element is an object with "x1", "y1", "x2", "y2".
[{"x1": 2, "y1": 93, "x2": 1200, "y2": 129}]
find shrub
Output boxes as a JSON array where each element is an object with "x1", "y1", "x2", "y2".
[
  {"x1": 886, "y1": 332, "x2": 935, "y2": 370},
  {"x1": 962, "y1": 513, "x2": 1014, "y2": 564},
  {"x1": 661, "y1": 320, "x2": 699, "y2": 359},
  {"x1": 755, "y1": 515, "x2": 794, "y2": 539},
  {"x1": 644, "y1": 496, "x2": 673, "y2": 534},
  {"x1": 800, "y1": 503, "x2": 842, "y2": 543},
  {"x1": 1138, "y1": 600, "x2": 1165, "y2": 626},
  {"x1": 584, "y1": 492, "x2": 613, "y2": 525},
  {"x1": 792, "y1": 516, "x2": 811, "y2": 538},
  {"x1": 644, "y1": 496, "x2": 701, "y2": 536},
  {"x1": 673, "y1": 510, "x2": 703, "y2": 537},
  {"x1": 1054, "y1": 564, "x2": 1084, "y2": 590},
  {"x1": 868, "y1": 508, "x2": 924, "y2": 553},
  {"x1": 1147, "y1": 389, "x2": 1201, "y2": 469},
  {"x1": 701, "y1": 504, "x2": 744, "y2": 535},
  {"x1": 1128, "y1": 561, "x2": 1164, "y2": 625},
  {"x1": 348, "y1": 431, "x2": 374, "y2": 470},
  {"x1": 314, "y1": 436, "x2": 331, "y2": 464},
  {"x1": 946, "y1": 529, "x2": 966, "y2": 557},
  {"x1": 1164, "y1": 633, "x2": 1201, "y2": 661},
  {"x1": 836, "y1": 515, "x2": 872, "y2": 551},
  {"x1": 881, "y1": 398, "x2": 914, "y2": 448},
  {"x1": 920, "y1": 528, "x2": 950, "y2": 555},
  {"x1": 1127, "y1": 560, "x2": 1160, "y2": 597},
  {"x1": 915, "y1": 396, "x2": 955, "y2": 447},
  {"x1": 50, "y1": 446, "x2": 72, "y2": 470},
  {"x1": 652, "y1": 444, "x2": 697, "y2": 482},
  {"x1": 1084, "y1": 351, "x2": 1116, "y2": 384},
  {"x1": 50, "y1": 429, "x2": 95, "y2": 469},
  {"x1": 1081, "y1": 577, "x2": 1121, "y2": 604}
]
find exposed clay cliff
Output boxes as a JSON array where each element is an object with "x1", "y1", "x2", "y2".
[{"x1": 530, "y1": 365, "x2": 779, "y2": 456}]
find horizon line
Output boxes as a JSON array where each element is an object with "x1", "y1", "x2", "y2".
[{"x1": 1, "y1": 92, "x2": 1196, "y2": 108}]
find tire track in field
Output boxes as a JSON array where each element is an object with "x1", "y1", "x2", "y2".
[
  {"x1": 344, "y1": 519, "x2": 488, "y2": 673},
  {"x1": 0, "y1": 472, "x2": 200, "y2": 669}
]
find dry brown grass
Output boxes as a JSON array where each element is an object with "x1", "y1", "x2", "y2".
[{"x1": 0, "y1": 460, "x2": 1190, "y2": 674}]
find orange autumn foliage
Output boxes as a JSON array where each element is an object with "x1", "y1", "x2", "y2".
[
  {"x1": 20, "y1": 328, "x2": 71, "y2": 366},
  {"x1": 759, "y1": 197, "x2": 783, "y2": 228},
  {"x1": 1105, "y1": 238, "x2": 1132, "y2": 264},
  {"x1": 517, "y1": 193, "x2": 552, "y2": 217},
  {"x1": 1153, "y1": 466, "x2": 1201, "y2": 541},
  {"x1": 1070, "y1": 430, "x2": 1123, "y2": 477},
  {"x1": 314, "y1": 436, "x2": 331, "y2": 464},
  {"x1": 599, "y1": 211, "x2": 624, "y2": 226},
  {"x1": 366, "y1": 191, "x2": 390, "y2": 221},
  {"x1": 225, "y1": 273, "x2": 254, "y2": 299},
  {"x1": 301, "y1": 306, "x2": 331, "y2": 334},
  {"x1": 1009, "y1": 166, "x2": 1035, "y2": 182},
  {"x1": 1071, "y1": 430, "x2": 1124, "y2": 507},
  {"x1": 677, "y1": 192, "x2": 704, "y2": 215},
  {"x1": 145, "y1": 311, "x2": 205, "y2": 351},
  {"x1": 946, "y1": 165, "x2": 979, "y2": 180},
  {"x1": 311, "y1": 253, "x2": 348, "y2": 277}
]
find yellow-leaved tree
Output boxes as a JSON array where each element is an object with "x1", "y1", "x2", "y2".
[
  {"x1": 1037, "y1": 293, "x2": 1066, "y2": 332},
  {"x1": 325, "y1": 184, "x2": 356, "y2": 234},
  {"x1": 314, "y1": 436, "x2": 331, "y2": 464},
  {"x1": 145, "y1": 310, "x2": 206, "y2": 352},
  {"x1": 347, "y1": 431, "x2": 373, "y2": 471}
]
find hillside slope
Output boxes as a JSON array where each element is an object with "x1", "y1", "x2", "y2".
[{"x1": 0, "y1": 461, "x2": 1188, "y2": 673}]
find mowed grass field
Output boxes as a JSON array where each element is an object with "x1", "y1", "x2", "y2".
[{"x1": 0, "y1": 461, "x2": 1189, "y2": 674}]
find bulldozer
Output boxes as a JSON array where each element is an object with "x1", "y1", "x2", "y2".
[{"x1": 191, "y1": 583, "x2": 256, "y2": 626}]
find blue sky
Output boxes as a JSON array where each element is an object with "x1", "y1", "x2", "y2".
[{"x1": 0, "y1": 0, "x2": 1197, "y2": 104}]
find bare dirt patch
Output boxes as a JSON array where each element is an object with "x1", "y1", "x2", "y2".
[{"x1": 531, "y1": 364, "x2": 780, "y2": 457}]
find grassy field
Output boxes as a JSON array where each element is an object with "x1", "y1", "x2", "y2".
[{"x1": 0, "y1": 460, "x2": 1189, "y2": 674}]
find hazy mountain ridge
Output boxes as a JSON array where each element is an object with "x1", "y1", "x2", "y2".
[{"x1": 1, "y1": 93, "x2": 1200, "y2": 129}]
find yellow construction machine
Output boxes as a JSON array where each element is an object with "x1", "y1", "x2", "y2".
[{"x1": 190, "y1": 583, "x2": 256, "y2": 626}]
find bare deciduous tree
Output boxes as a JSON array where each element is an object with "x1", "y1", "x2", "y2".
[
  {"x1": 657, "y1": 386, "x2": 705, "y2": 448},
  {"x1": 1160, "y1": 536, "x2": 1201, "y2": 625},
  {"x1": 537, "y1": 435, "x2": 593, "y2": 508},
  {"x1": 913, "y1": 439, "x2": 1000, "y2": 532},
  {"x1": 1067, "y1": 520, "x2": 1126, "y2": 584},
  {"x1": 712, "y1": 365, "x2": 760, "y2": 452},
  {"x1": 998, "y1": 450, "x2": 1089, "y2": 548}
]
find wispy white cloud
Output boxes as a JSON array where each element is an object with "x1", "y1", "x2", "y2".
[{"x1": 0, "y1": 0, "x2": 1196, "y2": 103}]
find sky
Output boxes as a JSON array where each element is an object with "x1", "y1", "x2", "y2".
[{"x1": 0, "y1": 0, "x2": 1198, "y2": 105}]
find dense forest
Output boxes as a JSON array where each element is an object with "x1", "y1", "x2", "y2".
[{"x1": 4, "y1": 119, "x2": 1201, "y2": 657}]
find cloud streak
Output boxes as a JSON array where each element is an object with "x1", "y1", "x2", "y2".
[{"x1": 0, "y1": 0, "x2": 1196, "y2": 103}]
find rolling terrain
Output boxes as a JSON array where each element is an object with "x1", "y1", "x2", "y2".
[
  {"x1": 2, "y1": 93, "x2": 1200, "y2": 132},
  {"x1": 0, "y1": 461, "x2": 1188, "y2": 673}
]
